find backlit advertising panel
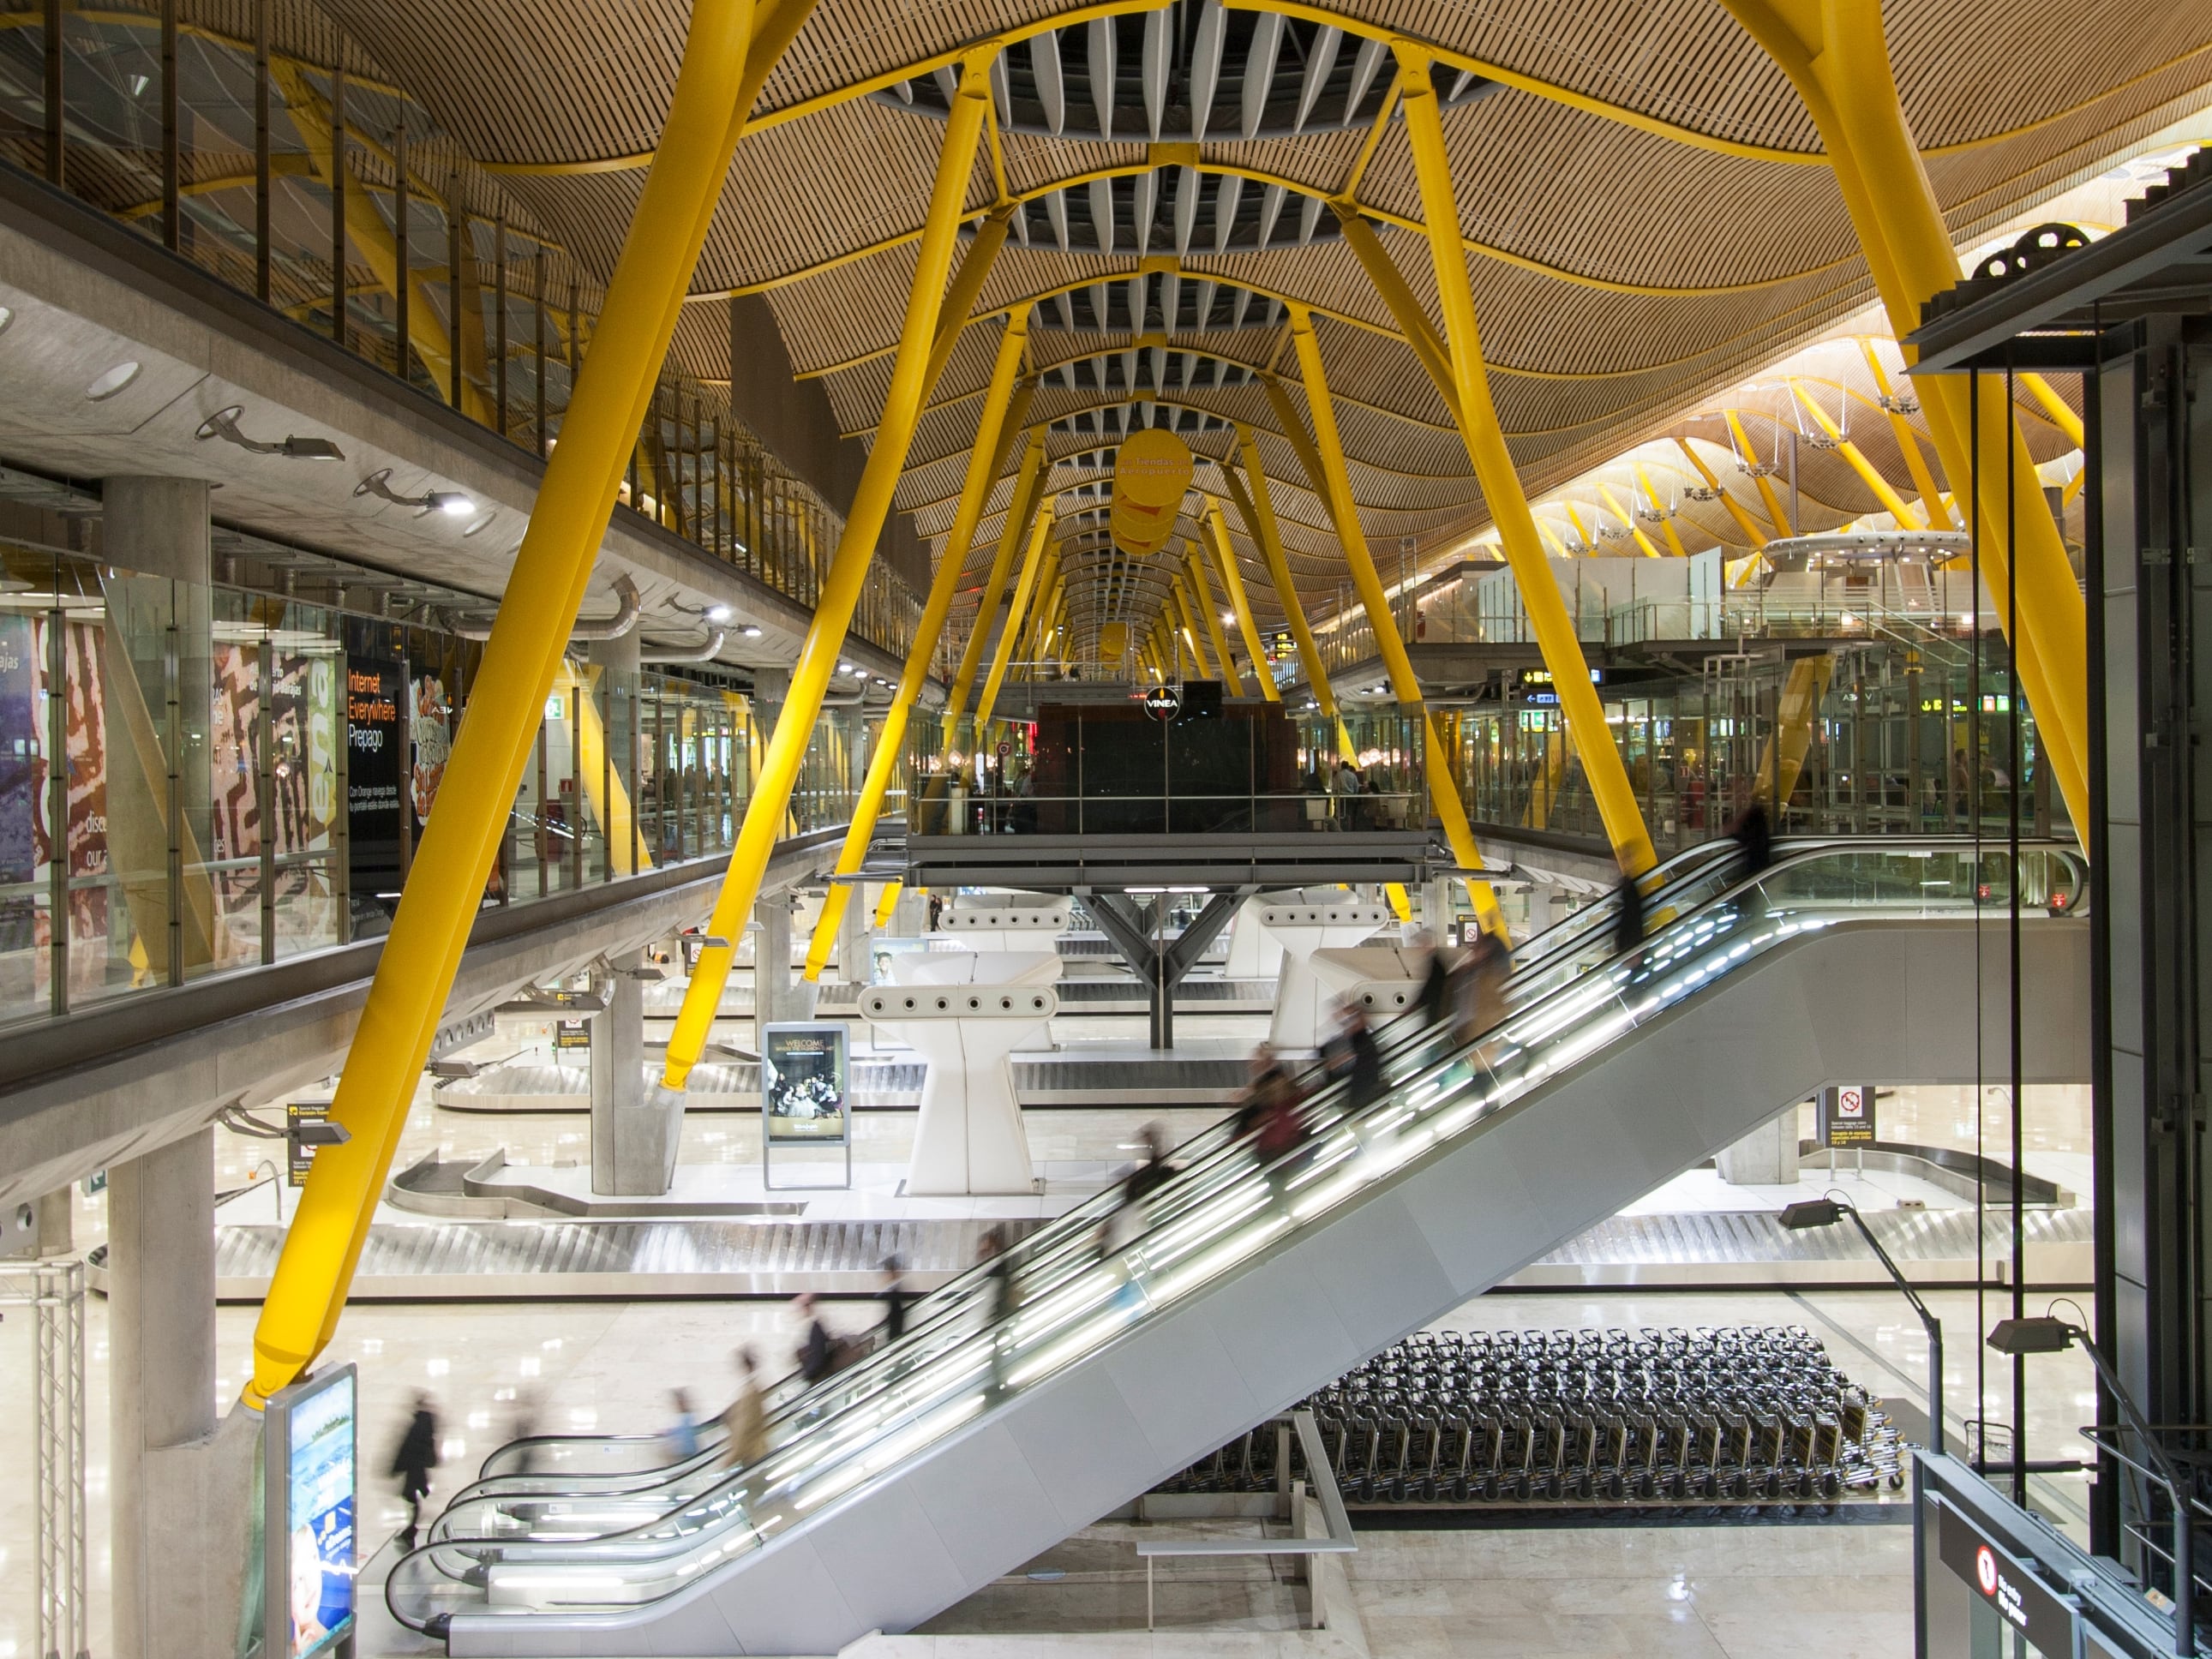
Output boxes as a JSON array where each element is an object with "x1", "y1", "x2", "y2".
[{"x1": 266, "y1": 1364, "x2": 357, "y2": 1658}]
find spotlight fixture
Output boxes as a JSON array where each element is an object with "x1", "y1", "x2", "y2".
[
  {"x1": 740, "y1": 626, "x2": 763, "y2": 638},
  {"x1": 704, "y1": 603, "x2": 734, "y2": 623},
  {"x1": 196, "y1": 404, "x2": 345, "y2": 460},
  {"x1": 355, "y1": 468, "x2": 473, "y2": 516}
]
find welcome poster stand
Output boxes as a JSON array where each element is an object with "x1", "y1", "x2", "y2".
[{"x1": 761, "y1": 1021, "x2": 854, "y2": 1191}]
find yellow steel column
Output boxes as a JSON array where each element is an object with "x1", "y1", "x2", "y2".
[
  {"x1": 974, "y1": 504, "x2": 1055, "y2": 731},
  {"x1": 663, "y1": 47, "x2": 998, "y2": 1090},
  {"x1": 944, "y1": 429, "x2": 1048, "y2": 739},
  {"x1": 1789, "y1": 381, "x2": 1918, "y2": 524},
  {"x1": 1635, "y1": 464, "x2": 1693, "y2": 559},
  {"x1": 1020, "y1": 551, "x2": 1063, "y2": 667},
  {"x1": 1392, "y1": 46, "x2": 1657, "y2": 876},
  {"x1": 1675, "y1": 437, "x2": 1771, "y2": 552},
  {"x1": 1172, "y1": 575, "x2": 1215, "y2": 679},
  {"x1": 1274, "y1": 313, "x2": 1506, "y2": 922},
  {"x1": 923, "y1": 207, "x2": 1016, "y2": 393},
  {"x1": 1328, "y1": 205, "x2": 1458, "y2": 407},
  {"x1": 1224, "y1": 434, "x2": 1333, "y2": 716},
  {"x1": 1598, "y1": 484, "x2": 1662, "y2": 557},
  {"x1": 1185, "y1": 538, "x2": 1244, "y2": 693},
  {"x1": 1724, "y1": 410, "x2": 1795, "y2": 537},
  {"x1": 801, "y1": 314, "x2": 1032, "y2": 980},
  {"x1": 1753, "y1": 655, "x2": 1836, "y2": 809},
  {"x1": 1717, "y1": 0, "x2": 2087, "y2": 840},
  {"x1": 249, "y1": 0, "x2": 788, "y2": 1404},
  {"x1": 1859, "y1": 339, "x2": 1946, "y2": 526},
  {"x1": 1206, "y1": 503, "x2": 1278, "y2": 701}
]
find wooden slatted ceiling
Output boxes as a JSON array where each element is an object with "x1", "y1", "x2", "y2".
[{"x1": 299, "y1": 0, "x2": 2212, "y2": 608}]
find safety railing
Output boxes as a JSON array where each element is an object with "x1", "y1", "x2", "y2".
[
  {"x1": 384, "y1": 836, "x2": 2086, "y2": 1632},
  {"x1": 0, "y1": 2, "x2": 925, "y2": 662}
]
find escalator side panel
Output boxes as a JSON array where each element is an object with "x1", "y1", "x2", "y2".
[{"x1": 448, "y1": 919, "x2": 2090, "y2": 1658}]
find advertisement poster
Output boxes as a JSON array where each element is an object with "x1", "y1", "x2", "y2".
[
  {"x1": 1820, "y1": 1083, "x2": 1878, "y2": 1149},
  {"x1": 345, "y1": 658, "x2": 405, "y2": 917},
  {"x1": 409, "y1": 673, "x2": 452, "y2": 831},
  {"x1": 272, "y1": 1367, "x2": 355, "y2": 1659},
  {"x1": 0, "y1": 614, "x2": 35, "y2": 993},
  {"x1": 761, "y1": 1021, "x2": 849, "y2": 1141}
]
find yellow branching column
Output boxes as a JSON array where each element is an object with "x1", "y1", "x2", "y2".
[
  {"x1": 1268, "y1": 320, "x2": 1502, "y2": 928},
  {"x1": 800, "y1": 324, "x2": 1034, "y2": 981},
  {"x1": 662, "y1": 49, "x2": 1000, "y2": 1088},
  {"x1": 944, "y1": 428, "x2": 1050, "y2": 744},
  {"x1": 1222, "y1": 433, "x2": 1334, "y2": 719},
  {"x1": 1185, "y1": 537, "x2": 1244, "y2": 694},
  {"x1": 249, "y1": 0, "x2": 799, "y2": 1404},
  {"x1": 1394, "y1": 45, "x2": 1657, "y2": 877},
  {"x1": 974, "y1": 506, "x2": 1055, "y2": 731},
  {"x1": 1206, "y1": 501, "x2": 1278, "y2": 701},
  {"x1": 1717, "y1": 0, "x2": 2087, "y2": 841}
]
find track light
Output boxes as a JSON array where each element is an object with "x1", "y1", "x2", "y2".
[
  {"x1": 355, "y1": 468, "x2": 472, "y2": 516},
  {"x1": 195, "y1": 404, "x2": 345, "y2": 461}
]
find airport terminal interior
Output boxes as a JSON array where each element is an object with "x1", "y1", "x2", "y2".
[{"x1": 0, "y1": 0, "x2": 2208, "y2": 1655}]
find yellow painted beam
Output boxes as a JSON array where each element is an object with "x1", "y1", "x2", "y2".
[
  {"x1": 1172, "y1": 575, "x2": 1216, "y2": 680},
  {"x1": 1857, "y1": 339, "x2": 1945, "y2": 527},
  {"x1": 565, "y1": 663, "x2": 655, "y2": 877},
  {"x1": 1598, "y1": 484, "x2": 1662, "y2": 556},
  {"x1": 1206, "y1": 502, "x2": 1279, "y2": 702},
  {"x1": 1789, "y1": 380, "x2": 1918, "y2": 523},
  {"x1": 1724, "y1": 409, "x2": 1796, "y2": 538},
  {"x1": 975, "y1": 504, "x2": 1054, "y2": 733},
  {"x1": 249, "y1": 0, "x2": 793, "y2": 1405},
  {"x1": 1224, "y1": 433, "x2": 1334, "y2": 718},
  {"x1": 945, "y1": 428, "x2": 1049, "y2": 737},
  {"x1": 1394, "y1": 45, "x2": 1655, "y2": 878},
  {"x1": 1277, "y1": 308, "x2": 1507, "y2": 931},
  {"x1": 800, "y1": 313, "x2": 1030, "y2": 981},
  {"x1": 1753, "y1": 654, "x2": 1835, "y2": 808},
  {"x1": 1184, "y1": 538, "x2": 1244, "y2": 694},
  {"x1": 2020, "y1": 371, "x2": 2085, "y2": 447},
  {"x1": 1675, "y1": 436, "x2": 1771, "y2": 548},
  {"x1": 662, "y1": 44, "x2": 997, "y2": 1090},
  {"x1": 1718, "y1": 0, "x2": 2087, "y2": 838},
  {"x1": 1635, "y1": 464, "x2": 1693, "y2": 558}
]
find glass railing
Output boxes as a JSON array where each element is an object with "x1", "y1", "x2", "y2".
[
  {"x1": 385, "y1": 836, "x2": 2087, "y2": 1632},
  {"x1": 0, "y1": 1, "x2": 925, "y2": 662},
  {"x1": 0, "y1": 533, "x2": 870, "y2": 1030}
]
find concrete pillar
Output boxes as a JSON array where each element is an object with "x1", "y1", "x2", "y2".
[
  {"x1": 592, "y1": 952, "x2": 679, "y2": 1193},
  {"x1": 1716, "y1": 1105, "x2": 1803, "y2": 1186},
  {"x1": 754, "y1": 894, "x2": 817, "y2": 1026},
  {"x1": 36, "y1": 1185, "x2": 71, "y2": 1255},
  {"x1": 110, "y1": 1127, "x2": 255, "y2": 1659},
  {"x1": 101, "y1": 478, "x2": 215, "y2": 987},
  {"x1": 1526, "y1": 886, "x2": 1556, "y2": 937},
  {"x1": 840, "y1": 883, "x2": 871, "y2": 984}
]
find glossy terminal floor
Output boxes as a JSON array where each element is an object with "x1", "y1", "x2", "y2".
[{"x1": 0, "y1": 977, "x2": 2097, "y2": 1659}]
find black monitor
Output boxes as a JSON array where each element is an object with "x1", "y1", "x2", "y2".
[{"x1": 1176, "y1": 680, "x2": 1224, "y2": 722}]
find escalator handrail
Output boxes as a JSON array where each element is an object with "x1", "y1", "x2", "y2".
[{"x1": 386, "y1": 839, "x2": 2084, "y2": 1627}]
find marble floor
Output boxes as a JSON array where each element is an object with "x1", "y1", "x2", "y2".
[{"x1": 0, "y1": 995, "x2": 2100, "y2": 1658}]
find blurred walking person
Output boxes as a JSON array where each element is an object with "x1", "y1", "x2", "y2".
[
  {"x1": 390, "y1": 1392, "x2": 441, "y2": 1550},
  {"x1": 719, "y1": 1348, "x2": 769, "y2": 1470}
]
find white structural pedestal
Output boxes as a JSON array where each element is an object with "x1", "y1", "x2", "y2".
[
  {"x1": 868, "y1": 950, "x2": 1058, "y2": 1195},
  {"x1": 1223, "y1": 895, "x2": 1288, "y2": 981},
  {"x1": 862, "y1": 973, "x2": 1058, "y2": 1195},
  {"x1": 939, "y1": 897, "x2": 1073, "y2": 953},
  {"x1": 1307, "y1": 946, "x2": 1425, "y2": 1029},
  {"x1": 1262, "y1": 902, "x2": 1392, "y2": 1050}
]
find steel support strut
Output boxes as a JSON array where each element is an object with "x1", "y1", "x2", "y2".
[
  {"x1": 1393, "y1": 46, "x2": 1657, "y2": 877},
  {"x1": 945, "y1": 428, "x2": 1050, "y2": 737},
  {"x1": 1715, "y1": 0, "x2": 2088, "y2": 842},
  {"x1": 1185, "y1": 537, "x2": 1244, "y2": 693},
  {"x1": 975, "y1": 505, "x2": 1055, "y2": 731},
  {"x1": 249, "y1": 0, "x2": 803, "y2": 1404},
  {"x1": 1206, "y1": 501, "x2": 1279, "y2": 701},
  {"x1": 662, "y1": 46, "x2": 999, "y2": 1090},
  {"x1": 800, "y1": 326, "x2": 1034, "y2": 981},
  {"x1": 1269, "y1": 317, "x2": 1503, "y2": 927}
]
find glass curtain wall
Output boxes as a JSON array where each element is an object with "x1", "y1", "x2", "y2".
[
  {"x1": 0, "y1": 527, "x2": 884, "y2": 1031},
  {"x1": 0, "y1": 0, "x2": 924, "y2": 660}
]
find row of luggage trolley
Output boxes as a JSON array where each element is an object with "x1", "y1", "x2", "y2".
[{"x1": 1160, "y1": 1326, "x2": 1909, "y2": 1512}]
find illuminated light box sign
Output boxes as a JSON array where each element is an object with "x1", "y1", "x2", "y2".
[
  {"x1": 1819, "y1": 1083, "x2": 1878, "y2": 1148},
  {"x1": 1935, "y1": 1494, "x2": 2074, "y2": 1655},
  {"x1": 265, "y1": 1363, "x2": 357, "y2": 1659},
  {"x1": 762, "y1": 1022, "x2": 849, "y2": 1142}
]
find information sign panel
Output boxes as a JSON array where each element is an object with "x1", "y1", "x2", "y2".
[
  {"x1": 286, "y1": 1100, "x2": 333, "y2": 1187},
  {"x1": 264, "y1": 1363, "x2": 357, "y2": 1659},
  {"x1": 1935, "y1": 1494, "x2": 2075, "y2": 1655},
  {"x1": 762, "y1": 1022, "x2": 849, "y2": 1141},
  {"x1": 1820, "y1": 1083, "x2": 1878, "y2": 1148}
]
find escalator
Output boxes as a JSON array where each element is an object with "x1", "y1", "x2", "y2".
[{"x1": 389, "y1": 838, "x2": 2090, "y2": 1656}]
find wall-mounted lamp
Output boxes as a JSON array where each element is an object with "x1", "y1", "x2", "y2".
[
  {"x1": 740, "y1": 626, "x2": 763, "y2": 638},
  {"x1": 196, "y1": 404, "x2": 345, "y2": 462},
  {"x1": 356, "y1": 468, "x2": 473, "y2": 516}
]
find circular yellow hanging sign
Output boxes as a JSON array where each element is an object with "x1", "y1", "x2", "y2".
[{"x1": 1111, "y1": 428, "x2": 1192, "y2": 555}]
